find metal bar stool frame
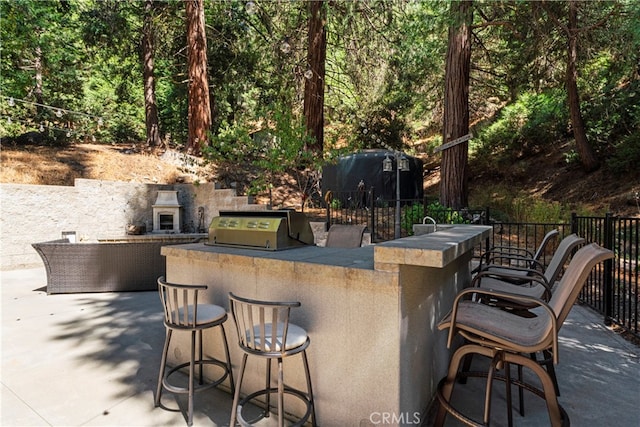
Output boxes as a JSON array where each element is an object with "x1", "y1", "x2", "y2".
[
  {"x1": 435, "y1": 243, "x2": 613, "y2": 427},
  {"x1": 228, "y1": 292, "x2": 317, "y2": 427},
  {"x1": 155, "y1": 277, "x2": 235, "y2": 426},
  {"x1": 467, "y1": 233, "x2": 586, "y2": 406}
]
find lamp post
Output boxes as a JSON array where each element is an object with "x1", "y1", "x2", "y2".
[{"x1": 383, "y1": 152, "x2": 410, "y2": 239}]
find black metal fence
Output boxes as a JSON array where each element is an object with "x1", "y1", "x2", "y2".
[
  {"x1": 487, "y1": 221, "x2": 572, "y2": 267},
  {"x1": 324, "y1": 190, "x2": 639, "y2": 338},
  {"x1": 571, "y1": 213, "x2": 639, "y2": 336},
  {"x1": 324, "y1": 189, "x2": 486, "y2": 242}
]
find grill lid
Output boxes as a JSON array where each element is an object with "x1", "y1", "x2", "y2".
[{"x1": 206, "y1": 210, "x2": 314, "y2": 250}]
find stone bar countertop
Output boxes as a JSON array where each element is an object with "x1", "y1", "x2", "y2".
[
  {"x1": 161, "y1": 225, "x2": 491, "y2": 272},
  {"x1": 161, "y1": 224, "x2": 491, "y2": 426},
  {"x1": 374, "y1": 225, "x2": 491, "y2": 269}
]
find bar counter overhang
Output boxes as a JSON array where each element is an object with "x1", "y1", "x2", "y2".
[{"x1": 161, "y1": 225, "x2": 491, "y2": 426}]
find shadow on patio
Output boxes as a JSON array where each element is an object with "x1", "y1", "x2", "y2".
[{"x1": 1, "y1": 267, "x2": 638, "y2": 427}]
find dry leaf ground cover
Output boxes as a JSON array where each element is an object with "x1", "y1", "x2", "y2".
[{"x1": 1, "y1": 141, "x2": 639, "y2": 217}]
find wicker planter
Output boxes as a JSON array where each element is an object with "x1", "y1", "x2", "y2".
[{"x1": 32, "y1": 238, "x2": 200, "y2": 294}]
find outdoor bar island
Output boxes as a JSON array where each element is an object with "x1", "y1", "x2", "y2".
[{"x1": 161, "y1": 225, "x2": 491, "y2": 426}]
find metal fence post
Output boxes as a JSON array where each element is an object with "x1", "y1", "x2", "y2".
[
  {"x1": 369, "y1": 187, "x2": 375, "y2": 242},
  {"x1": 325, "y1": 199, "x2": 331, "y2": 232},
  {"x1": 483, "y1": 207, "x2": 491, "y2": 262},
  {"x1": 603, "y1": 212, "x2": 614, "y2": 325}
]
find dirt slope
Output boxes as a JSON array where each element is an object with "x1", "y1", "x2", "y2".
[
  {"x1": 0, "y1": 143, "x2": 210, "y2": 186},
  {"x1": 1, "y1": 141, "x2": 638, "y2": 217}
]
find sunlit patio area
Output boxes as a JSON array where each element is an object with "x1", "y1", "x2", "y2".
[{"x1": 1, "y1": 266, "x2": 638, "y2": 427}]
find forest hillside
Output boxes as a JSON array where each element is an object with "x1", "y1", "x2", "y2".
[
  {"x1": 2, "y1": 2, "x2": 639, "y2": 220},
  {"x1": 2, "y1": 139, "x2": 638, "y2": 219}
]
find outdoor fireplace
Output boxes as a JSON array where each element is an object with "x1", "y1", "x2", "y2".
[{"x1": 152, "y1": 190, "x2": 182, "y2": 233}]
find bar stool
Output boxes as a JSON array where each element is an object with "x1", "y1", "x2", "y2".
[
  {"x1": 228, "y1": 292, "x2": 317, "y2": 427},
  {"x1": 155, "y1": 277, "x2": 235, "y2": 426}
]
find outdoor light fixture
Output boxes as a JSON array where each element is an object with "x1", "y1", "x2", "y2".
[
  {"x1": 382, "y1": 150, "x2": 411, "y2": 239},
  {"x1": 383, "y1": 155, "x2": 393, "y2": 172},
  {"x1": 280, "y1": 39, "x2": 291, "y2": 54},
  {"x1": 399, "y1": 155, "x2": 410, "y2": 172}
]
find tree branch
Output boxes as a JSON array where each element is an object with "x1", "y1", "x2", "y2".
[
  {"x1": 541, "y1": 0, "x2": 621, "y2": 36},
  {"x1": 541, "y1": 0, "x2": 569, "y2": 35}
]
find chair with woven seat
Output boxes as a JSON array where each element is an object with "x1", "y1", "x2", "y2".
[
  {"x1": 155, "y1": 277, "x2": 235, "y2": 426},
  {"x1": 435, "y1": 243, "x2": 614, "y2": 427},
  {"x1": 228, "y1": 292, "x2": 317, "y2": 427}
]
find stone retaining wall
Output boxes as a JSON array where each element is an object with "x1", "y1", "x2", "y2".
[{"x1": 0, "y1": 179, "x2": 261, "y2": 270}]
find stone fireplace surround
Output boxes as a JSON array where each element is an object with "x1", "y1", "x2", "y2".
[
  {"x1": 152, "y1": 190, "x2": 182, "y2": 233},
  {"x1": 1, "y1": 179, "x2": 261, "y2": 270}
]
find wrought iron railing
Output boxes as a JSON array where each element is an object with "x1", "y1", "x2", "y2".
[
  {"x1": 571, "y1": 213, "x2": 638, "y2": 336},
  {"x1": 324, "y1": 191, "x2": 639, "y2": 338},
  {"x1": 324, "y1": 189, "x2": 486, "y2": 242}
]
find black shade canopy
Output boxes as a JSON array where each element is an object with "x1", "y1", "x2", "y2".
[{"x1": 322, "y1": 150, "x2": 424, "y2": 203}]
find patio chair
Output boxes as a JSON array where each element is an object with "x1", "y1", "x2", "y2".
[
  {"x1": 155, "y1": 277, "x2": 235, "y2": 426},
  {"x1": 469, "y1": 233, "x2": 586, "y2": 399},
  {"x1": 473, "y1": 233, "x2": 585, "y2": 305},
  {"x1": 228, "y1": 292, "x2": 317, "y2": 427},
  {"x1": 325, "y1": 224, "x2": 366, "y2": 248},
  {"x1": 474, "y1": 229, "x2": 560, "y2": 281},
  {"x1": 435, "y1": 243, "x2": 614, "y2": 427}
]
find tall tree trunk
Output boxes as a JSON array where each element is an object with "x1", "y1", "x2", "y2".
[
  {"x1": 143, "y1": 0, "x2": 161, "y2": 147},
  {"x1": 566, "y1": 0, "x2": 599, "y2": 172},
  {"x1": 186, "y1": 0, "x2": 211, "y2": 155},
  {"x1": 440, "y1": 0, "x2": 472, "y2": 210},
  {"x1": 34, "y1": 44, "x2": 43, "y2": 114},
  {"x1": 303, "y1": 0, "x2": 326, "y2": 153}
]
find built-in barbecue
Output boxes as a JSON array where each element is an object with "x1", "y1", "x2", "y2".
[{"x1": 206, "y1": 210, "x2": 314, "y2": 251}]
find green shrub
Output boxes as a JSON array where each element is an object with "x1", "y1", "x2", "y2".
[
  {"x1": 511, "y1": 197, "x2": 570, "y2": 223},
  {"x1": 475, "y1": 102, "x2": 526, "y2": 154},
  {"x1": 605, "y1": 130, "x2": 640, "y2": 176},
  {"x1": 581, "y1": 62, "x2": 640, "y2": 154},
  {"x1": 469, "y1": 183, "x2": 586, "y2": 223},
  {"x1": 563, "y1": 149, "x2": 580, "y2": 165},
  {"x1": 425, "y1": 201, "x2": 467, "y2": 224},
  {"x1": 401, "y1": 203, "x2": 424, "y2": 235},
  {"x1": 474, "y1": 91, "x2": 568, "y2": 162},
  {"x1": 330, "y1": 198, "x2": 342, "y2": 210},
  {"x1": 402, "y1": 201, "x2": 471, "y2": 235}
]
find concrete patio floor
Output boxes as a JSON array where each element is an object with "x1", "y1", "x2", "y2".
[{"x1": 1, "y1": 267, "x2": 638, "y2": 427}]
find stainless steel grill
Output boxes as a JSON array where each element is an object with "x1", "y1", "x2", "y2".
[{"x1": 206, "y1": 210, "x2": 314, "y2": 250}]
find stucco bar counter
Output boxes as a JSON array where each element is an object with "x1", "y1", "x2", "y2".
[{"x1": 161, "y1": 225, "x2": 491, "y2": 426}]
